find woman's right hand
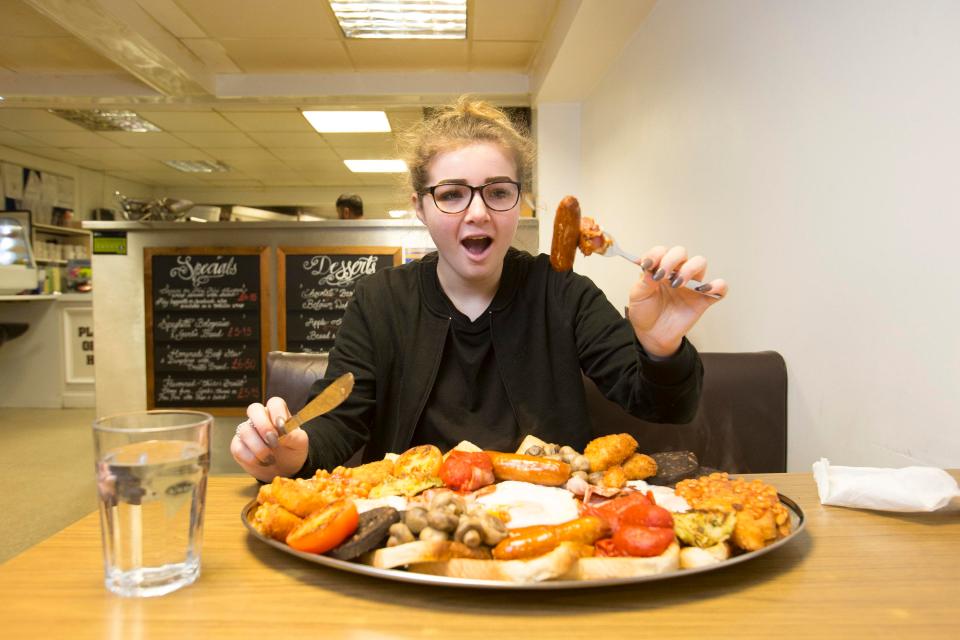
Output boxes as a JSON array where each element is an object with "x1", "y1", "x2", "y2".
[{"x1": 230, "y1": 397, "x2": 309, "y2": 483}]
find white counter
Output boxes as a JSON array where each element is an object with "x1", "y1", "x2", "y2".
[{"x1": 0, "y1": 293, "x2": 94, "y2": 408}]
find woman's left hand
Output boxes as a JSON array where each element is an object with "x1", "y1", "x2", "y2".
[{"x1": 626, "y1": 245, "x2": 728, "y2": 358}]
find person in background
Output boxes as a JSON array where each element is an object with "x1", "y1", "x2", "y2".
[
  {"x1": 336, "y1": 193, "x2": 364, "y2": 219},
  {"x1": 232, "y1": 97, "x2": 727, "y2": 482}
]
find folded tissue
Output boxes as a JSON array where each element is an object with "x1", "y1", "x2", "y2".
[{"x1": 812, "y1": 458, "x2": 960, "y2": 512}]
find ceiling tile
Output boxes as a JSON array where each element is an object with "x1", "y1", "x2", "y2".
[
  {"x1": 218, "y1": 38, "x2": 351, "y2": 72},
  {"x1": 246, "y1": 132, "x2": 330, "y2": 148},
  {"x1": 331, "y1": 146, "x2": 402, "y2": 161},
  {"x1": 221, "y1": 112, "x2": 314, "y2": 132},
  {"x1": 386, "y1": 109, "x2": 425, "y2": 132},
  {"x1": 201, "y1": 147, "x2": 278, "y2": 162},
  {"x1": 174, "y1": 0, "x2": 341, "y2": 38},
  {"x1": 0, "y1": 37, "x2": 122, "y2": 73},
  {"x1": 135, "y1": 111, "x2": 238, "y2": 132},
  {"x1": 221, "y1": 158, "x2": 289, "y2": 171},
  {"x1": 136, "y1": 0, "x2": 206, "y2": 38},
  {"x1": 26, "y1": 131, "x2": 120, "y2": 147},
  {"x1": 0, "y1": 131, "x2": 49, "y2": 147},
  {"x1": 346, "y1": 40, "x2": 468, "y2": 71},
  {"x1": 135, "y1": 147, "x2": 216, "y2": 162},
  {"x1": 322, "y1": 132, "x2": 397, "y2": 152},
  {"x1": 471, "y1": 0, "x2": 559, "y2": 41},
  {"x1": 359, "y1": 173, "x2": 406, "y2": 186},
  {"x1": 181, "y1": 38, "x2": 242, "y2": 73},
  {"x1": 0, "y1": 1, "x2": 71, "y2": 37},
  {"x1": 469, "y1": 41, "x2": 538, "y2": 71},
  {"x1": 270, "y1": 147, "x2": 340, "y2": 163},
  {"x1": 304, "y1": 171, "x2": 364, "y2": 187},
  {"x1": 0, "y1": 109, "x2": 87, "y2": 131},
  {"x1": 172, "y1": 132, "x2": 259, "y2": 147},
  {"x1": 98, "y1": 132, "x2": 196, "y2": 148}
]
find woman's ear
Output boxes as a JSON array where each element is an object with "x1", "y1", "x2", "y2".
[{"x1": 411, "y1": 192, "x2": 426, "y2": 224}]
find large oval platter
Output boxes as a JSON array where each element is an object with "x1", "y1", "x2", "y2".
[{"x1": 240, "y1": 494, "x2": 805, "y2": 590}]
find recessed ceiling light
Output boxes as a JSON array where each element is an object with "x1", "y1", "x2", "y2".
[
  {"x1": 49, "y1": 109, "x2": 162, "y2": 132},
  {"x1": 302, "y1": 110, "x2": 391, "y2": 133},
  {"x1": 344, "y1": 159, "x2": 407, "y2": 173},
  {"x1": 329, "y1": 0, "x2": 466, "y2": 39},
  {"x1": 163, "y1": 160, "x2": 231, "y2": 173},
  {"x1": 388, "y1": 209, "x2": 410, "y2": 218}
]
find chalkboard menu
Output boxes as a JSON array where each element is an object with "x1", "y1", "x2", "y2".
[
  {"x1": 279, "y1": 246, "x2": 401, "y2": 353},
  {"x1": 144, "y1": 247, "x2": 270, "y2": 415}
]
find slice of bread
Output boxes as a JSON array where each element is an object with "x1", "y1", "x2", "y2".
[
  {"x1": 442, "y1": 440, "x2": 483, "y2": 460},
  {"x1": 559, "y1": 543, "x2": 680, "y2": 580},
  {"x1": 678, "y1": 542, "x2": 731, "y2": 569},
  {"x1": 515, "y1": 434, "x2": 549, "y2": 455},
  {"x1": 362, "y1": 540, "x2": 490, "y2": 570},
  {"x1": 408, "y1": 541, "x2": 580, "y2": 583}
]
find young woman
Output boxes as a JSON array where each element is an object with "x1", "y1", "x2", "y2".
[{"x1": 231, "y1": 98, "x2": 727, "y2": 482}]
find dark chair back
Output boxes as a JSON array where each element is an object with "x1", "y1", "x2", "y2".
[
  {"x1": 264, "y1": 350, "x2": 787, "y2": 473},
  {"x1": 584, "y1": 351, "x2": 787, "y2": 473}
]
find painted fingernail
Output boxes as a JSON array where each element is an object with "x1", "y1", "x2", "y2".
[
  {"x1": 652, "y1": 268, "x2": 666, "y2": 281},
  {"x1": 259, "y1": 454, "x2": 276, "y2": 467},
  {"x1": 640, "y1": 258, "x2": 653, "y2": 270},
  {"x1": 670, "y1": 275, "x2": 684, "y2": 288},
  {"x1": 695, "y1": 283, "x2": 713, "y2": 292},
  {"x1": 265, "y1": 431, "x2": 279, "y2": 448}
]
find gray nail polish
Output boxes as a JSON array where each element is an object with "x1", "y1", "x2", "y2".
[
  {"x1": 695, "y1": 283, "x2": 713, "y2": 293},
  {"x1": 670, "y1": 275, "x2": 684, "y2": 288},
  {"x1": 640, "y1": 258, "x2": 653, "y2": 270},
  {"x1": 261, "y1": 454, "x2": 276, "y2": 466},
  {"x1": 652, "y1": 268, "x2": 666, "y2": 281},
  {"x1": 265, "y1": 431, "x2": 279, "y2": 448}
]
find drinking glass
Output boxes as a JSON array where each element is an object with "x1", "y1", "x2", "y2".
[{"x1": 93, "y1": 410, "x2": 212, "y2": 597}]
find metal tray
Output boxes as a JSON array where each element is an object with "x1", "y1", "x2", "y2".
[{"x1": 240, "y1": 494, "x2": 806, "y2": 590}]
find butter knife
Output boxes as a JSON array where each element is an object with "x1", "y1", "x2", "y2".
[{"x1": 275, "y1": 371, "x2": 355, "y2": 437}]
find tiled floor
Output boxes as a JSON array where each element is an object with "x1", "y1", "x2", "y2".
[{"x1": 0, "y1": 408, "x2": 246, "y2": 564}]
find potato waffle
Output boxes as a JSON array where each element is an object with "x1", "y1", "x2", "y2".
[{"x1": 675, "y1": 473, "x2": 791, "y2": 551}]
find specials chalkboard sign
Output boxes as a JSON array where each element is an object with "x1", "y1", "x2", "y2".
[
  {"x1": 144, "y1": 247, "x2": 270, "y2": 415},
  {"x1": 279, "y1": 246, "x2": 401, "y2": 353}
]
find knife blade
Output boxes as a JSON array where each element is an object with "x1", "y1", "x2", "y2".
[{"x1": 275, "y1": 371, "x2": 355, "y2": 437}]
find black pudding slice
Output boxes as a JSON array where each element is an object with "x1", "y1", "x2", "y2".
[
  {"x1": 462, "y1": 236, "x2": 492, "y2": 254},
  {"x1": 327, "y1": 507, "x2": 401, "y2": 561}
]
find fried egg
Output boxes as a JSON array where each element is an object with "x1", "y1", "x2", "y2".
[{"x1": 474, "y1": 481, "x2": 579, "y2": 529}]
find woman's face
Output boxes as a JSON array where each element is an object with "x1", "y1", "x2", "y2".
[{"x1": 413, "y1": 142, "x2": 520, "y2": 291}]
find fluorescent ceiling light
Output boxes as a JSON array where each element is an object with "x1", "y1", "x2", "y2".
[
  {"x1": 302, "y1": 110, "x2": 391, "y2": 133},
  {"x1": 49, "y1": 109, "x2": 161, "y2": 132},
  {"x1": 164, "y1": 160, "x2": 231, "y2": 173},
  {"x1": 329, "y1": 0, "x2": 466, "y2": 39},
  {"x1": 344, "y1": 159, "x2": 407, "y2": 173}
]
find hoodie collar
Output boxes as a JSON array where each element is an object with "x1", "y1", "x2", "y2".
[{"x1": 418, "y1": 248, "x2": 523, "y2": 317}]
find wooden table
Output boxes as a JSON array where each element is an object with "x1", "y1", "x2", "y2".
[{"x1": 2, "y1": 472, "x2": 957, "y2": 639}]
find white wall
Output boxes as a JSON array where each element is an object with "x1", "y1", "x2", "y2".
[
  {"x1": 560, "y1": 0, "x2": 960, "y2": 470},
  {"x1": 1, "y1": 145, "x2": 152, "y2": 218}
]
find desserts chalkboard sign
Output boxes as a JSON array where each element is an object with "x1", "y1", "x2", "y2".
[
  {"x1": 145, "y1": 247, "x2": 270, "y2": 414},
  {"x1": 279, "y1": 246, "x2": 401, "y2": 353}
]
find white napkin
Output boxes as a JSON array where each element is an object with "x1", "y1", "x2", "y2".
[{"x1": 812, "y1": 458, "x2": 960, "y2": 512}]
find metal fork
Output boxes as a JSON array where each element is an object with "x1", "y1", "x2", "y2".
[{"x1": 600, "y1": 232, "x2": 723, "y2": 300}]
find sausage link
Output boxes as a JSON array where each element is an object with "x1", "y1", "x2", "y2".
[
  {"x1": 487, "y1": 451, "x2": 571, "y2": 487},
  {"x1": 492, "y1": 516, "x2": 609, "y2": 560},
  {"x1": 549, "y1": 195, "x2": 581, "y2": 271}
]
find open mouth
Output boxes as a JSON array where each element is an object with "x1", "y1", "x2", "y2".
[{"x1": 461, "y1": 235, "x2": 493, "y2": 256}]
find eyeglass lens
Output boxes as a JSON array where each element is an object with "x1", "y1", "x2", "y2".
[{"x1": 432, "y1": 182, "x2": 519, "y2": 213}]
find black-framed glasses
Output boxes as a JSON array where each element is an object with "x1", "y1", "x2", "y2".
[{"x1": 419, "y1": 179, "x2": 521, "y2": 214}]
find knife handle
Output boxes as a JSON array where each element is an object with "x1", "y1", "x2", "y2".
[{"x1": 275, "y1": 415, "x2": 303, "y2": 437}]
